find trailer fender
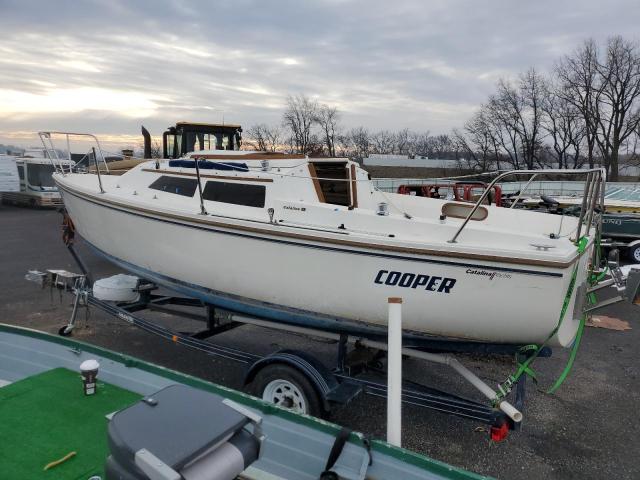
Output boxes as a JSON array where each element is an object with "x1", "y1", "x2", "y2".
[{"x1": 244, "y1": 349, "x2": 338, "y2": 412}]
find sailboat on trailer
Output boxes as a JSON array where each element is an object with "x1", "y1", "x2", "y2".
[{"x1": 40, "y1": 130, "x2": 638, "y2": 349}]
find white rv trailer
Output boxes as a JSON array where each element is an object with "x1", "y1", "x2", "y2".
[{"x1": 1, "y1": 149, "x2": 74, "y2": 207}]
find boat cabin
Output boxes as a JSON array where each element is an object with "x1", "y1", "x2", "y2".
[{"x1": 139, "y1": 153, "x2": 363, "y2": 216}]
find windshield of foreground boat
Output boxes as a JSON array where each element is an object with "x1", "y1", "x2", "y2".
[{"x1": 27, "y1": 164, "x2": 56, "y2": 189}]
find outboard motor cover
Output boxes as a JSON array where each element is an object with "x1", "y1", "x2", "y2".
[{"x1": 93, "y1": 274, "x2": 140, "y2": 303}]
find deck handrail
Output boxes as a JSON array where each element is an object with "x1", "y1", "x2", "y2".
[
  {"x1": 91, "y1": 147, "x2": 105, "y2": 194},
  {"x1": 38, "y1": 131, "x2": 110, "y2": 176},
  {"x1": 447, "y1": 168, "x2": 607, "y2": 245}
]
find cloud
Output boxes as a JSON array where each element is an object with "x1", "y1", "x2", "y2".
[
  {"x1": 278, "y1": 57, "x2": 301, "y2": 66},
  {"x1": 0, "y1": 0, "x2": 639, "y2": 146},
  {"x1": 56, "y1": 60, "x2": 102, "y2": 73},
  {"x1": 0, "y1": 87, "x2": 161, "y2": 117}
]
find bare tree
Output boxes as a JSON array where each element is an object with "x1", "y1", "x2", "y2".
[
  {"x1": 626, "y1": 126, "x2": 640, "y2": 176},
  {"x1": 371, "y1": 130, "x2": 396, "y2": 154},
  {"x1": 425, "y1": 134, "x2": 453, "y2": 158},
  {"x1": 245, "y1": 124, "x2": 269, "y2": 151},
  {"x1": 313, "y1": 104, "x2": 340, "y2": 156},
  {"x1": 453, "y1": 109, "x2": 496, "y2": 171},
  {"x1": 334, "y1": 133, "x2": 354, "y2": 157},
  {"x1": 137, "y1": 140, "x2": 162, "y2": 158},
  {"x1": 486, "y1": 92, "x2": 522, "y2": 168},
  {"x1": 246, "y1": 124, "x2": 283, "y2": 152},
  {"x1": 593, "y1": 36, "x2": 640, "y2": 180},
  {"x1": 518, "y1": 68, "x2": 545, "y2": 168},
  {"x1": 410, "y1": 131, "x2": 430, "y2": 156},
  {"x1": 453, "y1": 36, "x2": 640, "y2": 178},
  {"x1": 483, "y1": 69, "x2": 545, "y2": 169},
  {"x1": 556, "y1": 39, "x2": 603, "y2": 169},
  {"x1": 394, "y1": 128, "x2": 411, "y2": 155},
  {"x1": 282, "y1": 94, "x2": 318, "y2": 155},
  {"x1": 540, "y1": 81, "x2": 586, "y2": 168},
  {"x1": 346, "y1": 127, "x2": 371, "y2": 161}
]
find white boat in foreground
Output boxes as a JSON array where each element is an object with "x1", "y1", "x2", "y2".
[{"x1": 40, "y1": 132, "x2": 637, "y2": 348}]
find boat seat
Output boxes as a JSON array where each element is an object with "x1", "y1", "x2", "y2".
[{"x1": 105, "y1": 384, "x2": 260, "y2": 480}]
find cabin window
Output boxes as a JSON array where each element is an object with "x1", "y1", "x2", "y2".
[
  {"x1": 202, "y1": 181, "x2": 265, "y2": 208},
  {"x1": 311, "y1": 162, "x2": 351, "y2": 207},
  {"x1": 175, "y1": 135, "x2": 182, "y2": 157},
  {"x1": 181, "y1": 132, "x2": 233, "y2": 152},
  {"x1": 165, "y1": 134, "x2": 175, "y2": 158},
  {"x1": 17, "y1": 165, "x2": 24, "y2": 180},
  {"x1": 149, "y1": 175, "x2": 197, "y2": 197},
  {"x1": 186, "y1": 133, "x2": 217, "y2": 152},
  {"x1": 201, "y1": 133, "x2": 217, "y2": 150}
]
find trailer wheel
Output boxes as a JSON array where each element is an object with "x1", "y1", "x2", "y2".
[
  {"x1": 249, "y1": 364, "x2": 323, "y2": 417},
  {"x1": 629, "y1": 244, "x2": 640, "y2": 263}
]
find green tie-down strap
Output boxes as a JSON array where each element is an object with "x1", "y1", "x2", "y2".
[
  {"x1": 495, "y1": 348, "x2": 539, "y2": 400},
  {"x1": 546, "y1": 314, "x2": 587, "y2": 394},
  {"x1": 493, "y1": 237, "x2": 591, "y2": 405}
]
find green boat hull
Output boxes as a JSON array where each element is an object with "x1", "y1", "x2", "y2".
[
  {"x1": 0, "y1": 323, "x2": 488, "y2": 480},
  {"x1": 602, "y1": 213, "x2": 640, "y2": 240}
]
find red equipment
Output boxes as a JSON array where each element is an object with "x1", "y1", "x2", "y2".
[{"x1": 397, "y1": 182, "x2": 503, "y2": 207}]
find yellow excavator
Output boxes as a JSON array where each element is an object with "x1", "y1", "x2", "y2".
[{"x1": 96, "y1": 122, "x2": 243, "y2": 174}]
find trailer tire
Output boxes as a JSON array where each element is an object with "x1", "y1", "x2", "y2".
[
  {"x1": 249, "y1": 364, "x2": 324, "y2": 418},
  {"x1": 629, "y1": 244, "x2": 640, "y2": 263}
]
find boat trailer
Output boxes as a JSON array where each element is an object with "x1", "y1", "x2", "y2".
[{"x1": 26, "y1": 247, "x2": 558, "y2": 442}]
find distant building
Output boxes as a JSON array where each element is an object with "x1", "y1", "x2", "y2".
[
  {"x1": 364, "y1": 154, "x2": 461, "y2": 169},
  {"x1": 364, "y1": 153, "x2": 639, "y2": 177},
  {"x1": 619, "y1": 162, "x2": 640, "y2": 177}
]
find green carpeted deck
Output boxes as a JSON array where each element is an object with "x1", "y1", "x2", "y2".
[{"x1": 0, "y1": 367, "x2": 141, "y2": 480}]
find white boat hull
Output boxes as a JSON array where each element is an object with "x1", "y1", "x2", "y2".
[{"x1": 59, "y1": 183, "x2": 591, "y2": 347}]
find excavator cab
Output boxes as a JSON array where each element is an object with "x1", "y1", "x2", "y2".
[{"x1": 151, "y1": 122, "x2": 242, "y2": 159}]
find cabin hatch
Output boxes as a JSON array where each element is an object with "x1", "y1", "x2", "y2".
[{"x1": 310, "y1": 162, "x2": 353, "y2": 207}]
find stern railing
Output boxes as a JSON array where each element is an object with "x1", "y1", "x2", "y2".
[
  {"x1": 447, "y1": 168, "x2": 607, "y2": 247},
  {"x1": 38, "y1": 131, "x2": 109, "y2": 176}
]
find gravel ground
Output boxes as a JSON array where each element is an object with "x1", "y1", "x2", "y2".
[{"x1": 1, "y1": 204, "x2": 639, "y2": 479}]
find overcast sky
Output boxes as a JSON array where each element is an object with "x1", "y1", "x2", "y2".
[{"x1": 0, "y1": 0, "x2": 638, "y2": 149}]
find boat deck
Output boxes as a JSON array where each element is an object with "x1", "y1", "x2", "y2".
[{"x1": 0, "y1": 368, "x2": 140, "y2": 480}]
